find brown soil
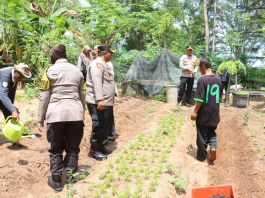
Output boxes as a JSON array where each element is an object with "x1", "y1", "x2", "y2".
[
  {"x1": 250, "y1": 95, "x2": 265, "y2": 102},
  {"x1": 252, "y1": 102, "x2": 265, "y2": 113},
  {"x1": 0, "y1": 91, "x2": 265, "y2": 197}
]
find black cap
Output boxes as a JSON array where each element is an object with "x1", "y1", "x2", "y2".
[
  {"x1": 98, "y1": 45, "x2": 116, "y2": 53},
  {"x1": 186, "y1": 45, "x2": 194, "y2": 50}
]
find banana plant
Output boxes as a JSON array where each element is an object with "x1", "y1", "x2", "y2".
[{"x1": 28, "y1": 0, "x2": 79, "y2": 39}]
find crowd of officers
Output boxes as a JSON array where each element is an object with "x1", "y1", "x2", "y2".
[{"x1": 0, "y1": 44, "x2": 228, "y2": 192}]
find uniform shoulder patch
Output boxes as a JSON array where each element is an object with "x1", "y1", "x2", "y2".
[
  {"x1": 2, "y1": 81, "x2": 8, "y2": 87},
  {"x1": 195, "y1": 58, "x2": 199, "y2": 66},
  {"x1": 96, "y1": 63, "x2": 101, "y2": 69},
  {"x1": 39, "y1": 69, "x2": 50, "y2": 90}
]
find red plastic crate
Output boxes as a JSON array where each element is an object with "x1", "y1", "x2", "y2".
[{"x1": 191, "y1": 185, "x2": 235, "y2": 198}]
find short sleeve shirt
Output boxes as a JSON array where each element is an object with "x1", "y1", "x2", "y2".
[{"x1": 194, "y1": 74, "x2": 223, "y2": 126}]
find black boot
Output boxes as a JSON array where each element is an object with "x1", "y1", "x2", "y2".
[
  {"x1": 100, "y1": 144, "x2": 112, "y2": 155},
  {"x1": 183, "y1": 102, "x2": 191, "y2": 107},
  {"x1": 48, "y1": 172, "x2": 63, "y2": 193},
  {"x1": 88, "y1": 145, "x2": 107, "y2": 161}
]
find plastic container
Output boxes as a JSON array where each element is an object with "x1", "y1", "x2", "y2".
[
  {"x1": 233, "y1": 92, "x2": 249, "y2": 108},
  {"x1": 191, "y1": 185, "x2": 235, "y2": 198},
  {"x1": 2, "y1": 116, "x2": 32, "y2": 142},
  {"x1": 165, "y1": 85, "x2": 179, "y2": 103}
]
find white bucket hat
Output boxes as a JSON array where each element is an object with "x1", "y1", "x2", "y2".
[{"x1": 14, "y1": 63, "x2": 32, "y2": 78}]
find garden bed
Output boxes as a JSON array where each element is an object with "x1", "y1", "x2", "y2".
[{"x1": 0, "y1": 90, "x2": 265, "y2": 197}]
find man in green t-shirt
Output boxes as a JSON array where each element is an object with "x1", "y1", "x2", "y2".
[{"x1": 191, "y1": 57, "x2": 223, "y2": 162}]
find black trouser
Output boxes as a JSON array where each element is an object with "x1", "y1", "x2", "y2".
[
  {"x1": 178, "y1": 76, "x2": 194, "y2": 103},
  {"x1": 196, "y1": 122, "x2": 217, "y2": 160},
  {"x1": 86, "y1": 102, "x2": 113, "y2": 147},
  {"x1": 222, "y1": 81, "x2": 229, "y2": 100},
  {"x1": 47, "y1": 121, "x2": 84, "y2": 174},
  {"x1": 103, "y1": 111, "x2": 115, "y2": 140},
  {"x1": 0, "y1": 100, "x2": 12, "y2": 119}
]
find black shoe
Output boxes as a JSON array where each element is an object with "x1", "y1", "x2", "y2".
[
  {"x1": 100, "y1": 144, "x2": 112, "y2": 155},
  {"x1": 48, "y1": 173, "x2": 63, "y2": 193},
  {"x1": 88, "y1": 150, "x2": 107, "y2": 161},
  {"x1": 183, "y1": 102, "x2": 191, "y2": 107},
  {"x1": 108, "y1": 136, "x2": 115, "y2": 141}
]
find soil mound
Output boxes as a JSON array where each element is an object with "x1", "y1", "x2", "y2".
[{"x1": 250, "y1": 95, "x2": 265, "y2": 102}]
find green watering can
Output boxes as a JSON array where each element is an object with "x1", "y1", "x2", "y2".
[{"x1": 2, "y1": 116, "x2": 33, "y2": 142}]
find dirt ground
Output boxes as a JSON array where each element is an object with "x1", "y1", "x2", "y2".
[{"x1": 0, "y1": 90, "x2": 265, "y2": 198}]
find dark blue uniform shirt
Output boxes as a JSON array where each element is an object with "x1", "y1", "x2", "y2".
[{"x1": 0, "y1": 67, "x2": 17, "y2": 113}]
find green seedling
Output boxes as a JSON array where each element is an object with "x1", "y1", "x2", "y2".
[
  {"x1": 104, "y1": 194, "x2": 111, "y2": 198},
  {"x1": 149, "y1": 178, "x2": 158, "y2": 192},
  {"x1": 100, "y1": 183, "x2": 108, "y2": 193},
  {"x1": 139, "y1": 164, "x2": 144, "y2": 173},
  {"x1": 66, "y1": 185, "x2": 75, "y2": 198},
  {"x1": 99, "y1": 169, "x2": 106, "y2": 180},
  {"x1": 95, "y1": 189, "x2": 101, "y2": 198},
  {"x1": 151, "y1": 152, "x2": 156, "y2": 162},
  {"x1": 148, "y1": 106, "x2": 155, "y2": 113},
  {"x1": 123, "y1": 147, "x2": 128, "y2": 153},
  {"x1": 166, "y1": 146, "x2": 172, "y2": 153},
  {"x1": 261, "y1": 152, "x2": 265, "y2": 157},
  {"x1": 144, "y1": 167, "x2": 152, "y2": 179},
  {"x1": 177, "y1": 124, "x2": 182, "y2": 133},
  {"x1": 165, "y1": 161, "x2": 174, "y2": 173},
  {"x1": 124, "y1": 169, "x2": 132, "y2": 181},
  {"x1": 130, "y1": 142, "x2": 135, "y2": 149},
  {"x1": 244, "y1": 112, "x2": 250, "y2": 125},
  {"x1": 169, "y1": 176, "x2": 187, "y2": 190},
  {"x1": 108, "y1": 160, "x2": 113, "y2": 168},
  {"x1": 112, "y1": 184, "x2": 117, "y2": 195},
  {"x1": 135, "y1": 169, "x2": 140, "y2": 178},
  {"x1": 161, "y1": 152, "x2": 168, "y2": 162}
]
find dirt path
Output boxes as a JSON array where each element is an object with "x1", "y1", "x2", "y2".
[{"x1": 209, "y1": 106, "x2": 265, "y2": 198}]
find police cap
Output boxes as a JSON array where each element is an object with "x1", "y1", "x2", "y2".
[
  {"x1": 98, "y1": 45, "x2": 116, "y2": 53},
  {"x1": 186, "y1": 45, "x2": 194, "y2": 50}
]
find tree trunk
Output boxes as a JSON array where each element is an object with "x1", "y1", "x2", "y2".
[
  {"x1": 212, "y1": 0, "x2": 217, "y2": 52},
  {"x1": 203, "y1": 0, "x2": 209, "y2": 53}
]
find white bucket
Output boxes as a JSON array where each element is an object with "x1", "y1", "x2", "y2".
[{"x1": 165, "y1": 85, "x2": 179, "y2": 103}]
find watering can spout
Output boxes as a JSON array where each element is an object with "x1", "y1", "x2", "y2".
[{"x1": 21, "y1": 135, "x2": 33, "y2": 139}]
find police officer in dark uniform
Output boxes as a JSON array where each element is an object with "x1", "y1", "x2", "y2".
[
  {"x1": 0, "y1": 63, "x2": 32, "y2": 121},
  {"x1": 86, "y1": 45, "x2": 115, "y2": 161}
]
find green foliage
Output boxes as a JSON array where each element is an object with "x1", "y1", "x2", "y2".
[
  {"x1": 169, "y1": 176, "x2": 187, "y2": 189},
  {"x1": 24, "y1": 83, "x2": 40, "y2": 100},
  {"x1": 149, "y1": 88, "x2": 167, "y2": 101},
  {"x1": 217, "y1": 60, "x2": 246, "y2": 76},
  {"x1": 148, "y1": 106, "x2": 156, "y2": 113}
]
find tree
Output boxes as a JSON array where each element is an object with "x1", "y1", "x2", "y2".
[{"x1": 203, "y1": 0, "x2": 209, "y2": 53}]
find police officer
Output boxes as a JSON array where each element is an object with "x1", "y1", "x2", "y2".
[
  {"x1": 0, "y1": 63, "x2": 32, "y2": 121},
  {"x1": 86, "y1": 45, "x2": 115, "y2": 161},
  {"x1": 38, "y1": 44, "x2": 86, "y2": 192},
  {"x1": 178, "y1": 45, "x2": 199, "y2": 107}
]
